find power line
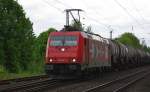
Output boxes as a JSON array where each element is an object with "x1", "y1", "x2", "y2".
[
  {"x1": 81, "y1": 0, "x2": 120, "y2": 31},
  {"x1": 55, "y1": 0, "x2": 73, "y2": 9},
  {"x1": 77, "y1": 0, "x2": 110, "y2": 29},
  {"x1": 130, "y1": 0, "x2": 149, "y2": 24},
  {"x1": 113, "y1": 0, "x2": 145, "y2": 30},
  {"x1": 50, "y1": 0, "x2": 111, "y2": 29},
  {"x1": 83, "y1": 14, "x2": 109, "y2": 30},
  {"x1": 42, "y1": 0, "x2": 112, "y2": 30},
  {"x1": 81, "y1": 0, "x2": 106, "y2": 19},
  {"x1": 42, "y1": 0, "x2": 63, "y2": 12},
  {"x1": 81, "y1": 0, "x2": 104, "y2": 19}
]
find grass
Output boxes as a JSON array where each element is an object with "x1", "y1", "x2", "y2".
[
  {"x1": 0, "y1": 71, "x2": 45, "y2": 80},
  {"x1": 0, "y1": 60, "x2": 45, "y2": 80},
  {"x1": 0, "y1": 65, "x2": 45, "y2": 80}
]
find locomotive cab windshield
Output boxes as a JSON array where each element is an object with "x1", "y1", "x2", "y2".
[{"x1": 50, "y1": 35, "x2": 78, "y2": 46}]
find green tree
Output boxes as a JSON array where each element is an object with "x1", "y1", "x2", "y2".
[
  {"x1": 34, "y1": 28, "x2": 56, "y2": 73},
  {"x1": 0, "y1": 0, "x2": 35, "y2": 72},
  {"x1": 115, "y1": 33, "x2": 141, "y2": 48},
  {"x1": 142, "y1": 45, "x2": 150, "y2": 53},
  {"x1": 71, "y1": 19, "x2": 83, "y2": 31},
  {"x1": 37, "y1": 28, "x2": 56, "y2": 58},
  {"x1": 86, "y1": 26, "x2": 92, "y2": 33}
]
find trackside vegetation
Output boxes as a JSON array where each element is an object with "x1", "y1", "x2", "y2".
[
  {"x1": 0, "y1": 0, "x2": 35, "y2": 73},
  {"x1": 0, "y1": 0, "x2": 36, "y2": 79},
  {"x1": 0, "y1": 0, "x2": 150, "y2": 79},
  {"x1": 0, "y1": 0, "x2": 56, "y2": 79},
  {"x1": 115, "y1": 33, "x2": 150, "y2": 52}
]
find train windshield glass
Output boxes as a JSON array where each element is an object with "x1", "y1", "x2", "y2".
[{"x1": 50, "y1": 36, "x2": 78, "y2": 46}]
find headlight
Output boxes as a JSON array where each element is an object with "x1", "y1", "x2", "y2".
[
  {"x1": 49, "y1": 59, "x2": 52, "y2": 62},
  {"x1": 72, "y1": 58, "x2": 76, "y2": 62},
  {"x1": 61, "y1": 48, "x2": 65, "y2": 51}
]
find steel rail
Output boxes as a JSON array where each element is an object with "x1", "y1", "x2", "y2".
[
  {"x1": 114, "y1": 72, "x2": 150, "y2": 92},
  {"x1": 83, "y1": 68, "x2": 150, "y2": 92},
  {"x1": 0, "y1": 75, "x2": 48, "y2": 85},
  {"x1": 0, "y1": 78, "x2": 56, "y2": 92},
  {"x1": 21, "y1": 80, "x2": 60, "y2": 92}
]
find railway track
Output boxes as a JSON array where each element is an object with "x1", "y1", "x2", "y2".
[
  {"x1": 1, "y1": 67, "x2": 150, "y2": 92},
  {"x1": 83, "y1": 68, "x2": 150, "y2": 92},
  {"x1": 0, "y1": 77, "x2": 86, "y2": 92},
  {"x1": 0, "y1": 75, "x2": 48, "y2": 85},
  {"x1": 0, "y1": 74, "x2": 87, "y2": 92},
  {"x1": 0, "y1": 77, "x2": 60, "y2": 92}
]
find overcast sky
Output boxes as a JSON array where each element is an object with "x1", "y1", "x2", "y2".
[{"x1": 18, "y1": 0, "x2": 150, "y2": 46}]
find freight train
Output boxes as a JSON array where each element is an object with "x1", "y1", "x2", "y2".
[
  {"x1": 45, "y1": 28, "x2": 150, "y2": 78},
  {"x1": 45, "y1": 9, "x2": 150, "y2": 78}
]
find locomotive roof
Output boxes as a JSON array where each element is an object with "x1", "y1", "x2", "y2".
[
  {"x1": 50, "y1": 31, "x2": 81, "y2": 35},
  {"x1": 81, "y1": 31, "x2": 109, "y2": 44},
  {"x1": 50, "y1": 31, "x2": 109, "y2": 44}
]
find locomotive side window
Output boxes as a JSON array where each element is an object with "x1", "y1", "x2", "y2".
[{"x1": 50, "y1": 36, "x2": 77, "y2": 46}]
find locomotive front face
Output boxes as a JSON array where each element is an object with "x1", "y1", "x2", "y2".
[{"x1": 46, "y1": 33, "x2": 80, "y2": 64}]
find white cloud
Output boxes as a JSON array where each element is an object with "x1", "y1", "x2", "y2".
[{"x1": 18, "y1": 0, "x2": 150, "y2": 46}]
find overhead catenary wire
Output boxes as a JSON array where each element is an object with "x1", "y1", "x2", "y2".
[
  {"x1": 81, "y1": 0, "x2": 108, "y2": 25},
  {"x1": 81, "y1": 0, "x2": 110, "y2": 21},
  {"x1": 81, "y1": 0, "x2": 121, "y2": 32},
  {"x1": 83, "y1": 14, "x2": 110, "y2": 30},
  {"x1": 40, "y1": 0, "x2": 149, "y2": 45},
  {"x1": 130, "y1": 0, "x2": 149, "y2": 24},
  {"x1": 42, "y1": 0, "x2": 63, "y2": 12},
  {"x1": 113, "y1": 0, "x2": 145, "y2": 31},
  {"x1": 43, "y1": 0, "x2": 111, "y2": 30},
  {"x1": 40, "y1": 0, "x2": 120, "y2": 40},
  {"x1": 55, "y1": 0, "x2": 73, "y2": 9}
]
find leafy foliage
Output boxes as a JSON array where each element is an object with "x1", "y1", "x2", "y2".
[
  {"x1": 37, "y1": 28, "x2": 56, "y2": 57},
  {"x1": 142, "y1": 45, "x2": 150, "y2": 53},
  {"x1": 0, "y1": 0, "x2": 35, "y2": 73},
  {"x1": 86, "y1": 26, "x2": 93, "y2": 33},
  {"x1": 115, "y1": 33, "x2": 141, "y2": 48},
  {"x1": 34, "y1": 28, "x2": 56, "y2": 73},
  {"x1": 71, "y1": 19, "x2": 84, "y2": 31},
  {"x1": 115, "y1": 32, "x2": 150, "y2": 52},
  {"x1": 0, "y1": 0, "x2": 56, "y2": 75}
]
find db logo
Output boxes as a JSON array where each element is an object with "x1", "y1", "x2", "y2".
[{"x1": 90, "y1": 44, "x2": 99, "y2": 59}]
